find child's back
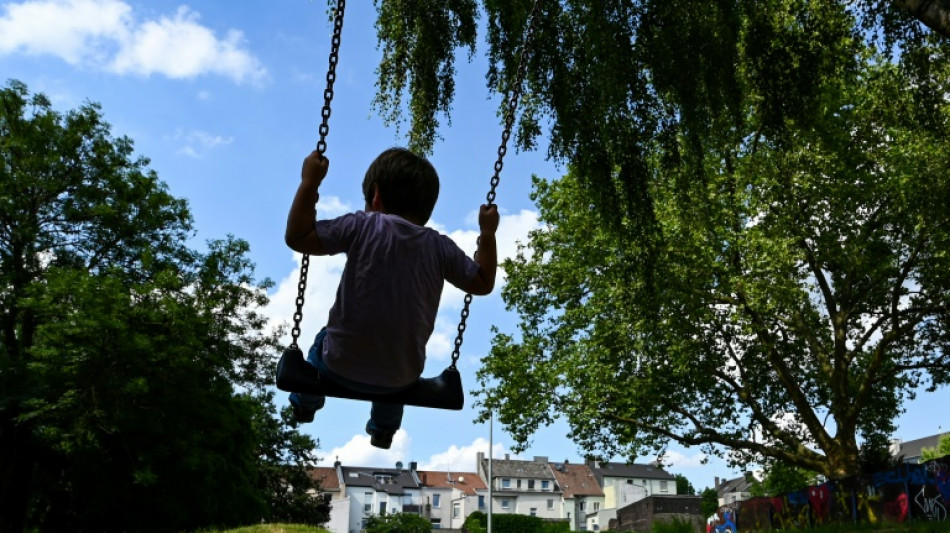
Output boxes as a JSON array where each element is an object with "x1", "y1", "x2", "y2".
[{"x1": 283, "y1": 147, "x2": 499, "y2": 448}]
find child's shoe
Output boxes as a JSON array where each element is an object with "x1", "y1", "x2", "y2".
[
  {"x1": 366, "y1": 421, "x2": 395, "y2": 449},
  {"x1": 290, "y1": 397, "x2": 316, "y2": 423}
]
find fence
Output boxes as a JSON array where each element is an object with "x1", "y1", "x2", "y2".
[{"x1": 713, "y1": 455, "x2": 949, "y2": 532}]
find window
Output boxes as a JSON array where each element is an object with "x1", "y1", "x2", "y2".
[
  {"x1": 530, "y1": 507, "x2": 538, "y2": 516},
  {"x1": 594, "y1": 502, "x2": 600, "y2": 511},
  {"x1": 660, "y1": 480, "x2": 669, "y2": 493},
  {"x1": 542, "y1": 480, "x2": 550, "y2": 491},
  {"x1": 453, "y1": 502, "x2": 461, "y2": 519},
  {"x1": 478, "y1": 495, "x2": 486, "y2": 510},
  {"x1": 379, "y1": 502, "x2": 387, "y2": 515},
  {"x1": 580, "y1": 501, "x2": 587, "y2": 511},
  {"x1": 517, "y1": 479, "x2": 522, "y2": 488},
  {"x1": 364, "y1": 492, "x2": 373, "y2": 512},
  {"x1": 502, "y1": 478, "x2": 511, "y2": 489},
  {"x1": 501, "y1": 499, "x2": 511, "y2": 510},
  {"x1": 547, "y1": 499, "x2": 554, "y2": 510},
  {"x1": 432, "y1": 494, "x2": 441, "y2": 508},
  {"x1": 528, "y1": 479, "x2": 535, "y2": 489},
  {"x1": 431, "y1": 519, "x2": 442, "y2": 529}
]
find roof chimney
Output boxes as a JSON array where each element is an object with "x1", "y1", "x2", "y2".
[
  {"x1": 409, "y1": 461, "x2": 417, "y2": 472},
  {"x1": 715, "y1": 477, "x2": 720, "y2": 489}
]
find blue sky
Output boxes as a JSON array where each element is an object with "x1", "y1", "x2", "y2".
[{"x1": 2, "y1": 0, "x2": 946, "y2": 490}]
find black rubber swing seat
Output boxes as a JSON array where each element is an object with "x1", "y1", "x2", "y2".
[{"x1": 275, "y1": 347, "x2": 465, "y2": 410}]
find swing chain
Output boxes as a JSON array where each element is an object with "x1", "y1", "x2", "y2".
[
  {"x1": 450, "y1": 0, "x2": 542, "y2": 368},
  {"x1": 291, "y1": 0, "x2": 347, "y2": 350}
]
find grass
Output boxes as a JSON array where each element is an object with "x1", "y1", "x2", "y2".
[{"x1": 206, "y1": 525, "x2": 328, "y2": 533}]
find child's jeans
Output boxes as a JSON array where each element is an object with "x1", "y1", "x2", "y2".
[{"x1": 289, "y1": 328, "x2": 405, "y2": 432}]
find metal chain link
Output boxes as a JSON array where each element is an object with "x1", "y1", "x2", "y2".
[
  {"x1": 449, "y1": 0, "x2": 542, "y2": 369},
  {"x1": 291, "y1": 0, "x2": 346, "y2": 350}
]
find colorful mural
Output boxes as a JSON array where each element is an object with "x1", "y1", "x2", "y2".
[{"x1": 708, "y1": 456, "x2": 949, "y2": 532}]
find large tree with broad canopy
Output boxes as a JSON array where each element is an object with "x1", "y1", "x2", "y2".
[{"x1": 372, "y1": 0, "x2": 950, "y2": 480}]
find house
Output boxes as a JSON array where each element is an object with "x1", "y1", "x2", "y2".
[
  {"x1": 335, "y1": 461, "x2": 425, "y2": 533},
  {"x1": 549, "y1": 460, "x2": 604, "y2": 531},
  {"x1": 890, "y1": 431, "x2": 950, "y2": 464},
  {"x1": 309, "y1": 465, "x2": 349, "y2": 533},
  {"x1": 715, "y1": 475, "x2": 752, "y2": 507},
  {"x1": 586, "y1": 460, "x2": 678, "y2": 531},
  {"x1": 416, "y1": 469, "x2": 487, "y2": 529},
  {"x1": 477, "y1": 453, "x2": 564, "y2": 520}
]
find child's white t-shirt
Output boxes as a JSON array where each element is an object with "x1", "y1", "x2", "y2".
[{"x1": 315, "y1": 211, "x2": 479, "y2": 387}]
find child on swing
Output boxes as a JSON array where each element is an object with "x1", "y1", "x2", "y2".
[{"x1": 284, "y1": 148, "x2": 499, "y2": 449}]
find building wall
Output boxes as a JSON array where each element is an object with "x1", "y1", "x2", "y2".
[
  {"x1": 605, "y1": 483, "x2": 648, "y2": 509},
  {"x1": 323, "y1": 496, "x2": 351, "y2": 533},
  {"x1": 490, "y1": 492, "x2": 562, "y2": 519},
  {"x1": 613, "y1": 496, "x2": 703, "y2": 532}
]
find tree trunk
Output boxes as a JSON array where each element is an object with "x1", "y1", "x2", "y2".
[
  {"x1": 892, "y1": 0, "x2": 950, "y2": 38},
  {"x1": 0, "y1": 412, "x2": 35, "y2": 533}
]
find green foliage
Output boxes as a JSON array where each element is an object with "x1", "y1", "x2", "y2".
[
  {"x1": 921, "y1": 433, "x2": 950, "y2": 462},
  {"x1": 540, "y1": 520, "x2": 570, "y2": 533},
  {"x1": 0, "y1": 80, "x2": 325, "y2": 532},
  {"x1": 700, "y1": 487, "x2": 720, "y2": 518},
  {"x1": 674, "y1": 473, "x2": 696, "y2": 495},
  {"x1": 858, "y1": 431, "x2": 904, "y2": 474},
  {"x1": 651, "y1": 516, "x2": 695, "y2": 533},
  {"x1": 364, "y1": 512, "x2": 432, "y2": 533},
  {"x1": 462, "y1": 511, "x2": 558, "y2": 533},
  {"x1": 754, "y1": 461, "x2": 816, "y2": 497},
  {"x1": 373, "y1": 0, "x2": 477, "y2": 155},
  {"x1": 464, "y1": 510, "x2": 487, "y2": 533},
  {"x1": 469, "y1": 4, "x2": 950, "y2": 481}
]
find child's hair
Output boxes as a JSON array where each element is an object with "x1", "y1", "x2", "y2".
[{"x1": 362, "y1": 147, "x2": 440, "y2": 224}]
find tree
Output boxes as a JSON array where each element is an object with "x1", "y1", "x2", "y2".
[
  {"x1": 465, "y1": 6, "x2": 947, "y2": 481},
  {"x1": 674, "y1": 473, "x2": 696, "y2": 496},
  {"x1": 748, "y1": 462, "x2": 816, "y2": 497},
  {"x1": 370, "y1": 0, "x2": 950, "y2": 484},
  {"x1": 700, "y1": 487, "x2": 720, "y2": 518},
  {"x1": 0, "y1": 81, "x2": 324, "y2": 532},
  {"x1": 364, "y1": 512, "x2": 433, "y2": 533},
  {"x1": 921, "y1": 433, "x2": 950, "y2": 461}
]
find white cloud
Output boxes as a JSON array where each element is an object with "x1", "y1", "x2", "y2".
[
  {"x1": 660, "y1": 449, "x2": 708, "y2": 469},
  {"x1": 0, "y1": 0, "x2": 266, "y2": 85},
  {"x1": 317, "y1": 430, "x2": 412, "y2": 467},
  {"x1": 171, "y1": 128, "x2": 234, "y2": 158},
  {"x1": 419, "y1": 437, "x2": 510, "y2": 473},
  {"x1": 317, "y1": 435, "x2": 513, "y2": 473}
]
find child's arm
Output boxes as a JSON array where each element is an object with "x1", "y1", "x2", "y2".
[
  {"x1": 285, "y1": 150, "x2": 329, "y2": 255},
  {"x1": 463, "y1": 204, "x2": 500, "y2": 296}
]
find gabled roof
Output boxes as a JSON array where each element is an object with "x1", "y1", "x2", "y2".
[
  {"x1": 418, "y1": 471, "x2": 487, "y2": 495},
  {"x1": 893, "y1": 432, "x2": 949, "y2": 462},
  {"x1": 309, "y1": 466, "x2": 340, "y2": 491},
  {"x1": 587, "y1": 461, "x2": 676, "y2": 485},
  {"x1": 340, "y1": 466, "x2": 420, "y2": 494},
  {"x1": 549, "y1": 462, "x2": 604, "y2": 498},
  {"x1": 482, "y1": 457, "x2": 557, "y2": 480},
  {"x1": 717, "y1": 476, "x2": 751, "y2": 496}
]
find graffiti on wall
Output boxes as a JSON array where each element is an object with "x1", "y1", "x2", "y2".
[{"x1": 709, "y1": 455, "x2": 949, "y2": 532}]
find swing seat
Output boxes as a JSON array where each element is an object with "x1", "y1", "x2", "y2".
[{"x1": 275, "y1": 346, "x2": 464, "y2": 410}]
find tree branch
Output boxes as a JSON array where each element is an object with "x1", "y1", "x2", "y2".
[{"x1": 892, "y1": 0, "x2": 950, "y2": 38}]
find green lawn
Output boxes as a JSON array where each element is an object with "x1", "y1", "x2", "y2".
[{"x1": 209, "y1": 525, "x2": 328, "y2": 533}]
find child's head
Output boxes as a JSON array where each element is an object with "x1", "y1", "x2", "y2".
[{"x1": 362, "y1": 147, "x2": 440, "y2": 225}]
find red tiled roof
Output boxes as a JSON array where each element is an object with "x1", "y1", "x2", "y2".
[
  {"x1": 309, "y1": 466, "x2": 340, "y2": 490},
  {"x1": 418, "y1": 471, "x2": 486, "y2": 495},
  {"x1": 549, "y1": 462, "x2": 604, "y2": 498}
]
